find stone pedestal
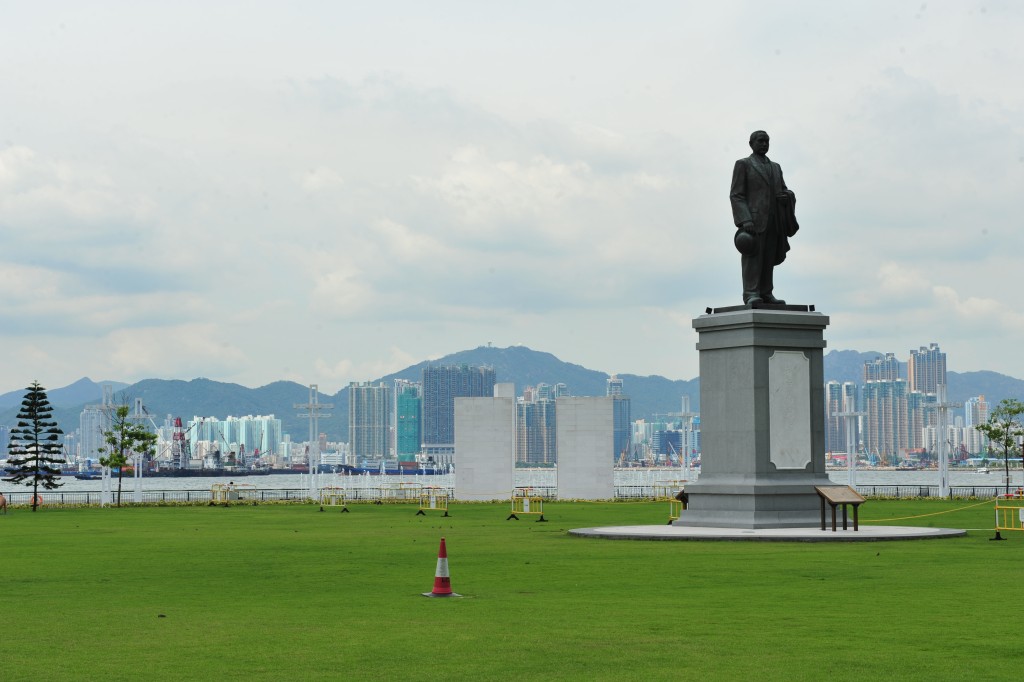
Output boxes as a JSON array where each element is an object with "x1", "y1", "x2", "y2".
[{"x1": 675, "y1": 308, "x2": 832, "y2": 529}]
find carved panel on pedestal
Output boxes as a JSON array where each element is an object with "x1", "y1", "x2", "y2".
[{"x1": 769, "y1": 350, "x2": 811, "y2": 470}]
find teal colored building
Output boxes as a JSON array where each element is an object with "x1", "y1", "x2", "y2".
[{"x1": 396, "y1": 383, "x2": 422, "y2": 462}]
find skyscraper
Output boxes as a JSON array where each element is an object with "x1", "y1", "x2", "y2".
[
  {"x1": 607, "y1": 375, "x2": 631, "y2": 460},
  {"x1": 421, "y1": 364, "x2": 496, "y2": 460},
  {"x1": 516, "y1": 396, "x2": 557, "y2": 465},
  {"x1": 909, "y1": 343, "x2": 947, "y2": 394},
  {"x1": 395, "y1": 381, "x2": 422, "y2": 462},
  {"x1": 349, "y1": 381, "x2": 390, "y2": 461}
]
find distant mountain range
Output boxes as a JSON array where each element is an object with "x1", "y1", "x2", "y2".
[
  {"x1": 0, "y1": 377, "x2": 129, "y2": 410},
  {"x1": 2, "y1": 346, "x2": 1023, "y2": 442}
]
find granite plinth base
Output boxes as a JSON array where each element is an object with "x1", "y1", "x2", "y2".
[
  {"x1": 686, "y1": 308, "x2": 832, "y2": 529},
  {"x1": 673, "y1": 475, "x2": 833, "y2": 529},
  {"x1": 570, "y1": 525, "x2": 966, "y2": 542}
]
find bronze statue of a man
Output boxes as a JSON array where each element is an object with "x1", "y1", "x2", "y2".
[{"x1": 729, "y1": 130, "x2": 798, "y2": 306}]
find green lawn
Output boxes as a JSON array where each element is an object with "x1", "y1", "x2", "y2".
[{"x1": 2, "y1": 499, "x2": 1021, "y2": 681}]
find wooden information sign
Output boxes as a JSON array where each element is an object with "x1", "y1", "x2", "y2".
[{"x1": 814, "y1": 485, "x2": 866, "y2": 532}]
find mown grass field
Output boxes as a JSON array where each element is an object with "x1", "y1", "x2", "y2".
[{"x1": 2, "y1": 499, "x2": 1022, "y2": 681}]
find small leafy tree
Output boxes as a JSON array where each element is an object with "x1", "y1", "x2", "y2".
[
  {"x1": 99, "y1": 404, "x2": 158, "y2": 507},
  {"x1": 975, "y1": 398, "x2": 1024, "y2": 497},
  {"x1": 4, "y1": 381, "x2": 65, "y2": 511}
]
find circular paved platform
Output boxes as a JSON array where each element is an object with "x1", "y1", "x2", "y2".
[{"x1": 568, "y1": 524, "x2": 966, "y2": 542}]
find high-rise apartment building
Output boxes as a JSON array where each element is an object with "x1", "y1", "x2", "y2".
[
  {"x1": 908, "y1": 343, "x2": 947, "y2": 394},
  {"x1": 395, "y1": 381, "x2": 422, "y2": 462},
  {"x1": 906, "y1": 391, "x2": 934, "y2": 451},
  {"x1": 853, "y1": 344, "x2": 977, "y2": 461},
  {"x1": 825, "y1": 381, "x2": 841, "y2": 453},
  {"x1": 421, "y1": 364, "x2": 496, "y2": 459},
  {"x1": 516, "y1": 396, "x2": 557, "y2": 465},
  {"x1": 185, "y1": 415, "x2": 282, "y2": 465},
  {"x1": 965, "y1": 395, "x2": 989, "y2": 428},
  {"x1": 219, "y1": 415, "x2": 283, "y2": 464},
  {"x1": 349, "y1": 381, "x2": 390, "y2": 461},
  {"x1": 825, "y1": 381, "x2": 847, "y2": 453},
  {"x1": 515, "y1": 380, "x2": 579, "y2": 465},
  {"x1": 523, "y1": 382, "x2": 569, "y2": 403},
  {"x1": 963, "y1": 395, "x2": 990, "y2": 455},
  {"x1": 862, "y1": 379, "x2": 909, "y2": 462},
  {"x1": 863, "y1": 353, "x2": 901, "y2": 382},
  {"x1": 79, "y1": 404, "x2": 107, "y2": 464}
]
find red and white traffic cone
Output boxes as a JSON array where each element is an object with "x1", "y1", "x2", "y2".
[{"x1": 422, "y1": 537, "x2": 461, "y2": 597}]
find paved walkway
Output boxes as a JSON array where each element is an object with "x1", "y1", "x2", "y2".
[{"x1": 568, "y1": 524, "x2": 966, "y2": 542}]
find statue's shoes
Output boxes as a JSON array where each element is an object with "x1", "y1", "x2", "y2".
[
  {"x1": 745, "y1": 297, "x2": 763, "y2": 306},
  {"x1": 762, "y1": 296, "x2": 786, "y2": 305}
]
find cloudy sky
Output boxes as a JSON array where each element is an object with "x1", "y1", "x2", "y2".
[{"x1": 1, "y1": 1, "x2": 1021, "y2": 393}]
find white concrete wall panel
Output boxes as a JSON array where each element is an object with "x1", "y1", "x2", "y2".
[
  {"x1": 454, "y1": 397, "x2": 515, "y2": 501},
  {"x1": 556, "y1": 397, "x2": 614, "y2": 500}
]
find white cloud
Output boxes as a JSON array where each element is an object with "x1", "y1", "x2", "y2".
[
  {"x1": 103, "y1": 325, "x2": 249, "y2": 379},
  {"x1": 3, "y1": 2, "x2": 1024, "y2": 392},
  {"x1": 300, "y1": 166, "x2": 346, "y2": 193},
  {"x1": 0, "y1": 145, "x2": 153, "y2": 230},
  {"x1": 933, "y1": 286, "x2": 1024, "y2": 333},
  {"x1": 415, "y1": 146, "x2": 593, "y2": 231},
  {"x1": 314, "y1": 346, "x2": 419, "y2": 386}
]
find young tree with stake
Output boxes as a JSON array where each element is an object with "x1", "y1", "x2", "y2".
[
  {"x1": 99, "y1": 403, "x2": 158, "y2": 507},
  {"x1": 975, "y1": 398, "x2": 1024, "y2": 497}
]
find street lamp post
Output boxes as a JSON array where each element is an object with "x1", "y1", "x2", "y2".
[
  {"x1": 935, "y1": 384, "x2": 962, "y2": 499},
  {"x1": 835, "y1": 407, "x2": 865, "y2": 489}
]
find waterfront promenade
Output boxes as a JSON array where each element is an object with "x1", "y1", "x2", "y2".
[{"x1": 2, "y1": 467, "x2": 1020, "y2": 506}]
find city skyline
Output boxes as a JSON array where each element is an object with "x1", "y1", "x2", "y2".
[
  {"x1": 3, "y1": 3, "x2": 1024, "y2": 393},
  {"x1": 4, "y1": 341, "x2": 1000, "y2": 467},
  {"x1": 825, "y1": 343, "x2": 993, "y2": 463}
]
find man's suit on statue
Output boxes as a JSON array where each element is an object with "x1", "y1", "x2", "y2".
[{"x1": 729, "y1": 154, "x2": 796, "y2": 303}]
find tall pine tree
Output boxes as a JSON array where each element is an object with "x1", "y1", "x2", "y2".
[{"x1": 4, "y1": 381, "x2": 65, "y2": 511}]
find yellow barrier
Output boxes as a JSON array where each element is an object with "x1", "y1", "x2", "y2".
[
  {"x1": 993, "y1": 493, "x2": 1024, "y2": 540},
  {"x1": 655, "y1": 480, "x2": 688, "y2": 524},
  {"x1": 376, "y1": 482, "x2": 423, "y2": 505},
  {"x1": 668, "y1": 499, "x2": 683, "y2": 524},
  {"x1": 507, "y1": 487, "x2": 547, "y2": 522},
  {"x1": 210, "y1": 483, "x2": 228, "y2": 504},
  {"x1": 319, "y1": 486, "x2": 349, "y2": 513},
  {"x1": 210, "y1": 482, "x2": 257, "y2": 506},
  {"x1": 416, "y1": 487, "x2": 450, "y2": 516},
  {"x1": 654, "y1": 480, "x2": 688, "y2": 501}
]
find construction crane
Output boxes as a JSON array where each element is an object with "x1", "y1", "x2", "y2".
[
  {"x1": 170, "y1": 417, "x2": 192, "y2": 469},
  {"x1": 666, "y1": 440, "x2": 682, "y2": 466},
  {"x1": 124, "y1": 398, "x2": 162, "y2": 471}
]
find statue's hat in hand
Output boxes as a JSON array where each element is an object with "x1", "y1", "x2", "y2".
[{"x1": 734, "y1": 229, "x2": 757, "y2": 256}]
